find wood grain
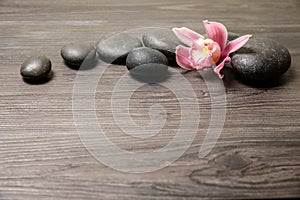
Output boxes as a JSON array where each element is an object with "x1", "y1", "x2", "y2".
[{"x1": 0, "y1": 0, "x2": 300, "y2": 199}]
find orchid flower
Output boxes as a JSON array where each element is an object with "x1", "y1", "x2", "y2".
[{"x1": 172, "y1": 20, "x2": 252, "y2": 78}]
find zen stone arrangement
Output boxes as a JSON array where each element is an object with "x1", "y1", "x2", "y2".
[{"x1": 20, "y1": 23, "x2": 292, "y2": 85}]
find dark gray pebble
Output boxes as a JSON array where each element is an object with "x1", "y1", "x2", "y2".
[
  {"x1": 126, "y1": 47, "x2": 169, "y2": 70},
  {"x1": 231, "y1": 38, "x2": 291, "y2": 82},
  {"x1": 129, "y1": 63, "x2": 169, "y2": 83},
  {"x1": 96, "y1": 34, "x2": 143, "y2": 64},
  {"x1": 61, "y1": 43, "x2": 95, "y2": 67},
  {"x1": 227, "y1": 32, "x2": 240, "y2": 42},
  {"x1": 142, "y1": 29, "x2": 183, "y2": 65},
  {"x1": 20, "y1": 55, "x2": 51, "y2": 79}
]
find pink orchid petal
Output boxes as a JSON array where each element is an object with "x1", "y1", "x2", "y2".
[
  {"x1": 196, "y1": 57, "x2": 214, "y2": 70},
  {"x1": 190, "y1": 41, "x2": 207, "y2": 63},
  {"x1": 213, "y1": 56, "x2": 231, "y2": 78},
  {"x1": 175, "y1": 45, "x2": 195, "y2": 70},
  {"x1": 203, "y1": 20, "x2": 228, "y2": 51},
  {"x1": 172, "y1": 27, "x2": 204, "y2": 47},
  {"x1": 221, "y1": 34, "x2": 252, "y2": 58}
]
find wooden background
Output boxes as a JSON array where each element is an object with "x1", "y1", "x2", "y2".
[{"x1": 0, "y1": 0, "x2": 299, "y2": 199}]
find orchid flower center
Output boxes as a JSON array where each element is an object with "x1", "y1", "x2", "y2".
[
  {"x1": 191, "y1": 39, "x2": 221, "y2": 67},
  {"x1": 202, "y1": 39, "x2": 221, "y2": 63}
]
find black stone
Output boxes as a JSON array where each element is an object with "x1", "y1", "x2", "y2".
[
  {"x1": 20, "y1": 55, "x2": 52, "y2": 79},
  {"x1": 126, "y1": 47, "x2": 169, "y2": 70},
  {"x1": 61, "y1": 43, "x2": 95, "y2": 67},
  {"x1": 227, "y1": 32, "x2": 240, "y2": 42},
  {"x1": 231, "y1": 38, "x2": 291, "y2": 82},
  {"x1": 142, "y1": 29, "x2": 183, "y2": 65},
  {"x1": 129, "y1": 63, "x2": 169, "y2": 84},
  {"x1": 96, "y1": 34, "x2": 143, "y2": 64}
]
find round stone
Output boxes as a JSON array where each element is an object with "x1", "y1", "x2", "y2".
[
  {"x1": 61, "y1": 43, "x2": 95, "y2": 67},
  {"x1": 126, "y1": 47, "x2": 169, "y2": 70},
  {"x1": 129, "y1": 63, "x2": 169, "y2": 83},
  {"x1": 96, "y1": 34, "x2": 143, "y2": 64},
  {"x1": 231, "y1": 38, "x2": 291, "y2": 82},
  {"x1": 142, "y1": 29, "x2": 183, "y2": 65},
  {"x1": 20, "y1": 55, "x2": 52, "y2": 79}
]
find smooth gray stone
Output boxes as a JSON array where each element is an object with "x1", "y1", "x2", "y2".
[
  {"x1": 20, "y1": 55, "x2": 51, "y2": 79},
  {"x1": 231, "y1": 38, "x2": 291, "y2": 82},
  {"x1": 129, "y1": 63, "x2": 169, "y2": 84},
  {"x1": 126, "y1": 47, "x2": 169, "y2": 70},
  {"x1": 142, "y1": 29, "x2": 183, "y2": 65},
  {"x1": 61, "y1": 43, "x2": 95, "y2": 67},
  {"x1": 96, "y1": 34, "x2": 143, "y2": 64},
  {"x1": 227, "y1": 32, "x2": 240, "y2": 42}
]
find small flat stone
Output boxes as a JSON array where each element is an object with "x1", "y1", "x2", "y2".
[
  {"x1": 20, "y1": 55, "x2": 51, "y2": 79},
  {"x1": 126, "y1": 47, "x2": 169, "y2": 70},
  {"x1": 142, "y1": 29, "x2": 183, "y2": 65},
  {"x1": 61, "y1": 43, "x2": 95, "y2": 67},
  {"x1": 231, "y1": 38, "x2": 291, "y2": 82},
  {"x1": 96, "y1": 34, "x2": 143, "y2": 64}
]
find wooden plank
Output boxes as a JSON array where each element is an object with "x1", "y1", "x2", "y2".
[{"x1": 0, "y1": 0, "x2": 299, "y2": 199}]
